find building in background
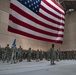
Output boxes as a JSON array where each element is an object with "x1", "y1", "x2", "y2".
[{"x1": 0, "y1": 0, "x2": 76, "y2": 51}]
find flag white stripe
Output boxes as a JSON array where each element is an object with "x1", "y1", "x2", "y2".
[
  {"x1": 47, "y1": 0, "x2": 64, "y2": 13},
  {"x1": 10, "y1": 9, "x2": 64, "y2": 35},
  {"x1": 41, "y1": 1, "x2": 65, "y2": 19},
  {"x1": 40, "y1": 8, "x2": 64, "y2": 24},
  {"x1": 9, "y1": 21, "x2": 63, "y2": 41},
  {"x1": 11, "y1": 1, "x2": 64, "y2": 29}
]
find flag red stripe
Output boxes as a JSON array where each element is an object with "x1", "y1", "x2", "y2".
[
  {"x1": 9, "y1": 15, "x2": 63, "y2": 37},
  {"x1": 43, "y1": 0, "x2": 65, "y2": 16},
  {"x1": 40, "y1": 5, "x2": 65, "y2": 22},
  {"x1": 39, "y1": 12, "x2": 64, "y2": 27},
  {"x1": 10, "y1": 3, "x2": 64, "y2": 32},
  {"x1": 51, "y1": 0, "x2": 64, "y2": 10},
  {"x1": 8, "y1": 26, "x2": 62, "y2": 44}
]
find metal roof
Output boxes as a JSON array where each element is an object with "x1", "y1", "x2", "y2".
[{"x1": 58, "y1": 0, "x2": 76, "y2": 13}]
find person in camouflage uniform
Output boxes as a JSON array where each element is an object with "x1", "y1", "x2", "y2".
[
  {"x1": 2, "y1": 44, "x2": 10, "y2": 63},
  {"x1": 32, "y1": 50, "x2": 36, "y2": 60},
  {"x1": 47, "y1": 49, "x2": 51, "y2": 61},
  {"x1": 11, "y1": 45, "x2": 17, "y2": 64},
  {"x1": 27, "y1": 47, "x2": 32, "y2": 62},
  {"x1": 0, "y1": 45, "x2": 2, "y2": 60},
  {"x1": 50, "y1": 44, "x2": 55, "y2": 65},
  {"x1": 5, "y1": 44, "x2": 11, "y2": 63},
  {"x1": 73, "y1": 51, "x2": 76, "y2": 60},
  {"x1": 18, "y1": 46, "x2": 23, "y2": 62},
  {"x1": 36, "y1": 49, "x2": 40, "y2": 62},
  {"x1": 56, "y1": 49, "x2": 60, "y2": 62},
  {"x1": 2, "y1": 48, "x2": 7, "y2": 63},
  {"x1": 39, "y1": 50, "x2": 43, "y2": 60}
]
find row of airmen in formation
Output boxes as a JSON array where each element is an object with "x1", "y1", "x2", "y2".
[{"x1": 0, "y1": 44, "x2": 76, "y2": 65}]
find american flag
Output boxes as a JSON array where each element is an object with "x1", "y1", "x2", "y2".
[{"x1": 8, "y1": 0, "x2": 65, "y2": 44}]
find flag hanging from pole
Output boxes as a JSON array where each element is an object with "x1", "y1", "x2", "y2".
[
  {"x1": 8, "y1": 0, "x2": 65, "y2": 44},
  {"x1": 12, "y1": 39, "x2": 16, "y2": 48}
]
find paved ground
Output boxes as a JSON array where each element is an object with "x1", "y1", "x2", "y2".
[{"x1": 0, "y1": 60, "x2": 76, "y2": 75}]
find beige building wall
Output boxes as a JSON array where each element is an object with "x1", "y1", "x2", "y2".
[
  {"x1": 0, "y1": 0, "x2": 76, "y2": 51},
  {"x1": 62, "y1": 12, "x2": 76, "y2": 51}
]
